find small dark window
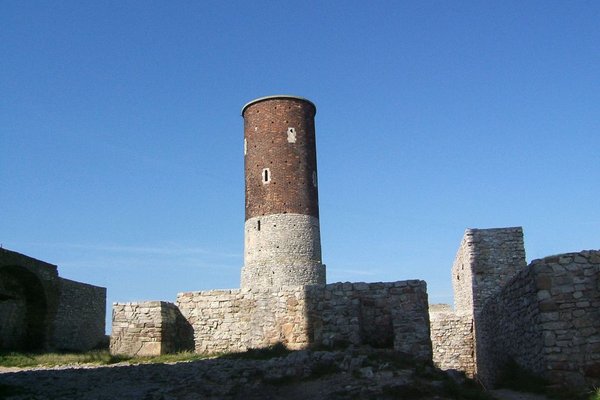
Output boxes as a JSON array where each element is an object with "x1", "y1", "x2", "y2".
[
  {"x1": 262, "y1": 168, "x2": 271, "y2": 184},
  {"x1": 257, "y1": 220, "x2": 261, "y2": 231}
]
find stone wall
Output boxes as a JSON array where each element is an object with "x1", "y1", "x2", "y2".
[
  {"x1": 110, "y1": 301, "x2": 193, "y2": 356},
  {"x1": 432, "y1": 227, "x2": 526, "y2": 378},
  {"x1": 0, "y1": 248, "x2": 106, "y2": 351},
  {"x1": 429, "y1": 308, "x2": 475, "y2": 376},
  {"x1": 305, "y1": 281, "x2": 431, "y2": 359},
  {"x1": 242, "y1": 214, "x2": 325, "y2": 288},
  {"x1": 452, "y1": 227, "x2": 526, "y2": 316},
  {"x1": 52, "y1": 278, "x2": 106, "y2": 351},
  {"x1": 476, "y1": 266, "x2": 543, "y2": 387},
  {"x1": 477, "y1": 250, "x2": 600, "y2": 388},
  {"x1": 176, "y1": 288, "x2": 308, "y2": 354},
  {"x1": 113, "y1": 280, "x2": 432, "y2": 360}
]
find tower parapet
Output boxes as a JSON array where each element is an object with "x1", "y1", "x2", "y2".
[{"x1": 241, "y1": 95, "x2": 325, "y2": 288}]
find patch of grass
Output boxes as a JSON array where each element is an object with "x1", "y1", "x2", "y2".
[
  {"x1": 0, "y1": 350, "x2": 218, "y2": 368},
  {"x1": 589, "y1": 387, "x2": 600, "y2": 400},
  {"x1": 127, "y1": 351, "x2": 211, "y2": 365},
  {"x1": 0, "y1": 350, "x2": 124, "y2": 368}
]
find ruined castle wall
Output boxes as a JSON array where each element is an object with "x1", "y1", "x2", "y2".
[
  {"x1": 52, "y1": 278, "x2": 106, "y2": 351},
  {"x1": 306, "y1": 281, "x2": 432, "y2": 360},
  {"x1": 477, "y1": 251, "x2": 600, "y2": 388},
  {"x1": 431, "y1": 227, "x2": 526, "y2": 379},
  {"x1": 176, "y1": 288, "x2": 309, "y2": 354},
  {"x1": 110, "y1": 301, "x2": 193, "y2": 356},
  {"x1": 476, "y1": 265, "x2": 542, "y2": 388},
  {"x1": 533, "y1": 251, "x2": 600, "y2": 386},
  {"x1": 452, "y1": 227, "x2": 526, "y2": 316},
  {"x1": 1, "y1": 248, "x2": 106, "y2": 352},
  {"x1": 429, "y1": 309, "x2": 475, "y2": 376},
  {"x1": 175, "y1": 281, "x2": 432, "y2": 361},
  {"x1": 452, "y1": 234, "x2": 476, "y2": 315}
]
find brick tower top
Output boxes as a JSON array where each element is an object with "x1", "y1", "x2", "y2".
[{"x1": 242, "y1": 95, "x2": 320, "y2": 221}]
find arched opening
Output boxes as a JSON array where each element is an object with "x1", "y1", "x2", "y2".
[{"x1": 0, "y1": 265, "x2": 48, "y2": 350}]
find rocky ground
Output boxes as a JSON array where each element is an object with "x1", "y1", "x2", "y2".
[{"x1": 0, "y1": 347, "x2": 546, "y2": 400}]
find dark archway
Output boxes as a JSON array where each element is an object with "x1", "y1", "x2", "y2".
[{"x1": 0, "y1": 265, "x2": 48, "y2": 350}]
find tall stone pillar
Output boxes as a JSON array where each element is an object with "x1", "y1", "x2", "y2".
[{"x1": 241, "y1": 95, "x2": 326, "y2": 288}]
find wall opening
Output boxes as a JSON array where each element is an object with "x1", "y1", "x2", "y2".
[
  {"x1": 359, "y1": 298, "x2": 394, "y2": 348},
  {"x1": 287, "y1": 127, "x2": 296, "y2": 143},
  {"x1": 0, "y1": 265, "x2": 48, "y2": 350},
  {"x1": 262, "y1": 168, "x2": 271, "y2": 184}
]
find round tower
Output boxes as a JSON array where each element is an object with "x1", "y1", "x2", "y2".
[{"x1": 241, "y1": 95, "x2": 326, "y2": 288}]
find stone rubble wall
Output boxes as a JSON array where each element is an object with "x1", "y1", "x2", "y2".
[
  {"x1": 432, "y1": 227, "x2": 527, "y2": 379},
  {"x1": 306, "y1": 281, "x2": 432, "y2": 360},
  {"x1": 242, "y1": 214, "x2": 324, "y2": 287},
  {"x1": 452, "y1": 233, "x2": 476, "y2": 315},
  {"x1": 52, "y1": 278, "x2": 106, "y2": 351},
  {"x1": 110, "y1": 301, "x2": 193, "y2": 356},
  {"x1": 176, "y1": 288, "x2": 309, "y2": 354},
  {"x1": 172, "y1": 280, "x2": 432, "y2": 360},
  {"x1": 452, "y1": 227, "x2": 526, "y2": 316},
  {"x1": 475, "y1": 265, "x2": 543, "y2": 388},
  {"x1": 477, "y1": 250, "x2": 600, "y2": 388},
  {"x1": 429, "y1": 310, "x2": 475, "y2": 376},
  {"x1": 0, "y1": 248, "x2": 106, "y2": 352}
]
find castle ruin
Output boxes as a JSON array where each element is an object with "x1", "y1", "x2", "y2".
[
  {"x1": 110, "y1": 96, "x2": 432, "y2": 360},
  {"x1": 0, "y1": 248, "x2": 106, "y2": 351},
  {"x1": 431, "y1": 227, "x2": 600, "y2": 388},
  {"x1": 0, "y1": 96, "x2": 595, "y2": 390}
]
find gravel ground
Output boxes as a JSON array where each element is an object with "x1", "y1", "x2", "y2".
[{"x1": 0, "y1": 348, "x2": 545, "y2": 400}]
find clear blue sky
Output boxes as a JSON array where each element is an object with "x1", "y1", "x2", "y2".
[{"x1": 2, "y1": 1, "x2": 599, "y2": 333}]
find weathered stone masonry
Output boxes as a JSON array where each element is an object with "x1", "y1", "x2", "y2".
[
  {"x1": 429, "y1": 304, "x2": 474, "y2": 375},
  {"x1": 111, "y1": 281, "x2": 432, "y2": 361},
  {"x1": 0, "y1": 248, "x2": 106, "y2": 351},
  {"x1": 111, "y1": 301, "x2": 193, "y2": 357},
  {"x1": 431, "y1": 227, "x2": 526, "y2": 377},
  {"x1": 477, "y1": 250, "x2": 600, "y2": 387},
  {"x1": 52, "y1": 278, "x2": 107, "y2": 351},
  {"x1": 430, "y1": 227, "x2": 600, "y2": 389}
]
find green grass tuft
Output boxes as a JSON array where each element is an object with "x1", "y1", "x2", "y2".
[
  {"x1": 0, "y1": 350, "x2": 123, "y2": 368},
  {"x1": 0, "y1": 350, "x2": 218, "y2": 368},
  {"x1": 126, "y1": 351, "x2": 211, "y2": 365}
]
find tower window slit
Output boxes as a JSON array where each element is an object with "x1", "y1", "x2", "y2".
[{"x1": 262, "y1": 168, "x2": 271, "y2": 184}]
